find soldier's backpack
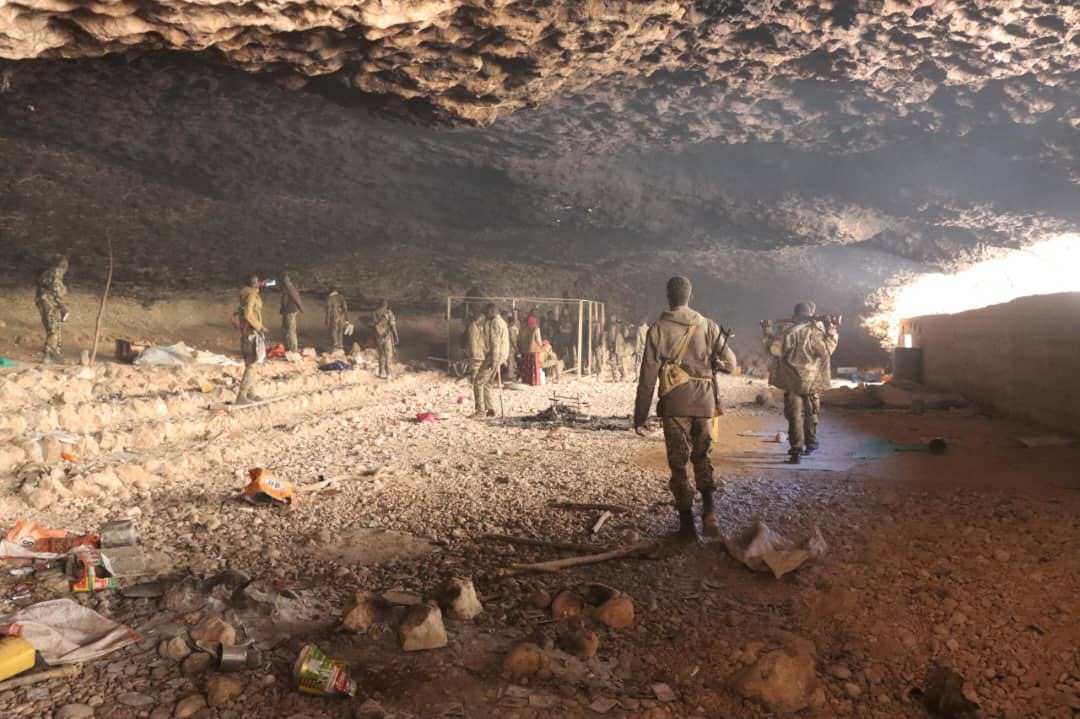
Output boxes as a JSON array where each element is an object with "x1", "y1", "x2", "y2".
[{"x1": 658, "y1": 320, "x2": 705, "y2": 398}]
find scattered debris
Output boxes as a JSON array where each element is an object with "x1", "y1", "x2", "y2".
[
  {"x1": 911, "y1": 665, "x2": 980, "y2": 719},
  {"x1": 590, "y1": 510, "x2": 613, "y2": 535},
  {"x1": 0, "y1": 664, "x2": 80, "y2": 691},
  {"x1": 342, "y1": 590, "x2": 386, "y2": 632},
  {"x1": 651, "y1": 683, "x2": 677, "y2": 702},
  {"x1": 724, "y1": 521, "x2": 827, "y2": 579},
  {"x1": 242, "y1": 468, "x2": 296, "y2": 505},
  {"x1": 294, "y1": 644, "x2": 359, "y2": 697},
  {"x1": 549, "y1": 501, "x2": 631, "y2": 514},
  {"x1": 0, "y1": 636, "x2": 35, "y2": 681},
  {"x1": 0, "y1": 598, "x2": 137, "y2": 663}
]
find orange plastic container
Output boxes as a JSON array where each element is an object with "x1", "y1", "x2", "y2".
[{"x1": 0, "y1": 636, "x2": 35, "y2": 681}]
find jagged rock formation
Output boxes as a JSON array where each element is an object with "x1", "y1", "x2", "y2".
[
  {"x1": 1, "y1": 1, "x2": 1076, "y2": 149},
  {"x1": 0, "y1": 3, "x2": 1077, "y2": 363}
]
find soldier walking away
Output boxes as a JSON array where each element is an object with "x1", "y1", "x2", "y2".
[
  {"x1": 35, "y1": 255, "x2": 69, "y2": 364},
  {"x1": 325, "y1": 287, "x2": 348, "y2": 352},
  {"x1": 235, "y1": 274, "x2": 268, "y2": 405},
  {"x1": 634, "y1": 318, "x2": 649, "y2": 379},
  {"x1": 279, "y1": 272, "x2": 304, "y2": 353},
  {"x1": 606, "y1": 316, "x2": 629, "y2": 382},
  {"x1": 372, "y1": 299, "x2": 399, "y2": 379},
  {"x1": 634, "y1": 276, "x2": 736, "y2": 542},
  {"x1": 488, "y1": 304, "x2": 510, "y2": 384},
  {"x1": 762, "y1": 302, "x2": 839, "y2": 464}
]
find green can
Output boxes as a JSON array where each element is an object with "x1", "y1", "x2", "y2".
[{"x1": 293, "y1": 644, "x2": 358, "y2": 698}]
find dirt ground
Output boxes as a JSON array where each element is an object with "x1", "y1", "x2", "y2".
[{"x1": 0, "y1": 331, "x2": 1077, "y2": 718}]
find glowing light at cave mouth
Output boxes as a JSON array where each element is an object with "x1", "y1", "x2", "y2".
[{"x1": 865, "y1": 233, "x2": 1080, "y2": 349}]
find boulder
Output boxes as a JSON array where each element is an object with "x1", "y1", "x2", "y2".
[
  {"x1": 190, "y1": 616, "x2": 236, "y2": 646},
  {"x1": 438, "y1": 577, "x2": 483, "y2": 621},
  {"x1": 503, "y1": 643, "x2": 547, "y2": 675},
  {"x1": 173, "y1": 694, "x2": 207, "y2": 718},
  {"x1": 398, "y1": 602, "x2": 448, "y2": 652},
  {"x1": 594, "y1": 594, "x2": 635, "y2": 630},
  {"x1": 206, "y1": 675, "x2": 242, "y2": 707},
  {"x1": 21, "y1": 486, "x2": 55, "y2": 510},
  {"x1": 181, "y1": 652, "x2": 212, "y2": 675},
  {"x1": 342, "y1": 590, "x2": 386, "y2": 632},
  {"x1": 733, "y1": 645, "x2": 821, "y2": 715},
  {"x1": 556, "y1": 628, "x2": 599, "y2": 659},
  {"x1": 40, "y1": 436, "x2": 63, "y2": 464},
  {"x1": 159, "y1": 635, "x2": 192, "y2": 662},
  {"x1": 551, "y1": 590, "x2": 585, "y2": 619}
]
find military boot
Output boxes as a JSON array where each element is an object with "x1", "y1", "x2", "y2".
[
  {"x1": 700, "y1": 491, "x2": 719, "y2": 538},
  {"x1": 672, "y1": 509, "x2": 699, "y2": 543},
  {"x1": 788, "y1": 448, "x2": 802, "y2": 464}
]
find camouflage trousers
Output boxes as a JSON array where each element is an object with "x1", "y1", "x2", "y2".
[
  {"x1": 328, "y1": 319, "x2": 346, "y2": 352},
  {"x1": 236, "y1": 333, "x2": 260, "y2": 402},
  {"x1": 472, "y1": 359, "x2": 496, "y2": 414},
  {"x1": 282, "y1": 312, "x2": 299, "y2": 353},
  {"x1": 784, "y1": 392, "x2": 820, "y2": 451},
  {"x1": 377, "y1": 337, "x2": 394, "y2": 378},
  {"x1": 662, "y1": 416, "x2": 715, "y2": 511},
  {"x1": 608, "y1": 349, "x2": 627, "y2": 382},
  {"x1": 36, "y1": 299, "x2": 63, "y2": 361}
]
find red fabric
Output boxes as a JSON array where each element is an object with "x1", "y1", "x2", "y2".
[
  {"x1": 518, "y1": 352, "x2": 542, "y2": 386},
  {"x1": 266, "y1": 343, "x2": 286, "y2": 358},
  {"x1": 527, "y1": 316, "x2": 538, "y2": 326}
]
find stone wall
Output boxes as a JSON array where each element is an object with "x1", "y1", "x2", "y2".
[{"x1": 903, "y1": 292, "x2": 1080, "y2": 434}]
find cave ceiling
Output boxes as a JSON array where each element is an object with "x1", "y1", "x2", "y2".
[{"x1": 0, "y1": 0, "x2": 1077, "y2": 292}]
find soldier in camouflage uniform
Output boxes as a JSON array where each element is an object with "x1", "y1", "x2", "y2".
[
  {"x1": 35, "y1": 256, "x2": 70, "y2": 364},
  {"x1": 235, "y1": 274, "x2": 267, "y2": 405},
  {"x1": 762, "y1": 302, "x2": 839, "y2": 464},
  {"x1": 634, "y1": 277, "x2": 736, "y2": 542},
  {"x1": 633, "y1": 318, "x2": 649, "y2": 380},
  {"x1": 279, "y1": 272, "x2": 303, "y2": 353},
  {"x1": 325, "y1": 287, "x2": 348, "y2": 353},
  {"x1": 506, "y1": 313, "x2": 520, "y2": 380},
  {"x1": 606, "y1": 316, "x2": 630, "y2": 382},
  {"x1": 467, "y1": 309, "x2": 493, "y2": 417},
  {"x1": 372, "y1": 299, "x2": 399, "y2": 379}
]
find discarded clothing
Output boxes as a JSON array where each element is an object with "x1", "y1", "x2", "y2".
[
  {"x1": 134, "y1": 342, "x2": 241, "y2": 367},
  {"x1": 318, "y1": 360, "x2": 351, "y2": 372}
]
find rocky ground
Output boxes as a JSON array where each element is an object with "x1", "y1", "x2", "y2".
[{"x1": 0, "y1": 355, "x2": 1077, "y2": 719}]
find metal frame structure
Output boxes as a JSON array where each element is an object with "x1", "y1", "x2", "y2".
[{"x1": 446, "y1": 296, "x2": 606, "y2": 377}]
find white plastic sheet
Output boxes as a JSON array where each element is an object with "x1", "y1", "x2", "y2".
[{"x1": 0, "y1": 599, "x2": 138, "y2": 664}]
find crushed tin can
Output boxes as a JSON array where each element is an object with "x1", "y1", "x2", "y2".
[
  {"x1": 293, "y1": 644, "x2": 358, "y2": 698},
  {"x1": 100, "y1": 520, "x2": 139, "y2": 548},
  {"x1": 216, "y1": 644, "x2": 252, "y2": 672}
]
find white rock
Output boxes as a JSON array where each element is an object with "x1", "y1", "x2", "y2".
[
  {"x1": 440, "y1": 577, "x2": 483, "y2": 621},
  {"x1": 398, "y1": 602, "x2": 448, "y2": 651}
]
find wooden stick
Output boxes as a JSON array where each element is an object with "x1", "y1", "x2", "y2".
[
  {"x1": 479, "y1": 534, "x2": 599, "y2": 554},
  {"x1": 549, "y1": 501, "x2": 631, "y2": 514},
  {"x1": 590, "y1": 510, "x2": 613, "y2": 535},
  {"x1": 89, "y1": 237, "x2": 114, "y2": 366},
  {"x1": 499, "y1": 540, "x2": 661, "y2": 576},
  {"x1": 0, "y1": 664, "x2": 80, "y2": 691}
]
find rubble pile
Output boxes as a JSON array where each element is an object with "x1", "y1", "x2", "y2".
[{"x1": 0, "y1": 361, "x2": 1076, "y2": 718}]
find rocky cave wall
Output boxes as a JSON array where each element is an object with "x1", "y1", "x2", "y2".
[{"x1": 1, "y1": 1, "x2": 1078, "y2": 366}]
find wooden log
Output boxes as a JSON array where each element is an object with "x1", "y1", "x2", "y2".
[
  {"x1": 89, "y1": 237, "x2": 114, "y2": 366},
  {"x1": 499, "y1": 541, "x2": 661, "y2": 576},
  {"x1": 479, "y1": 534, "x2": 598, "y2": 554},
  {"x1": 549, "y1": 501, "x2": 631, "y2": 514},
  {"x1": 0, "y1": 664, "x2": 80, "y2": 691}
]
